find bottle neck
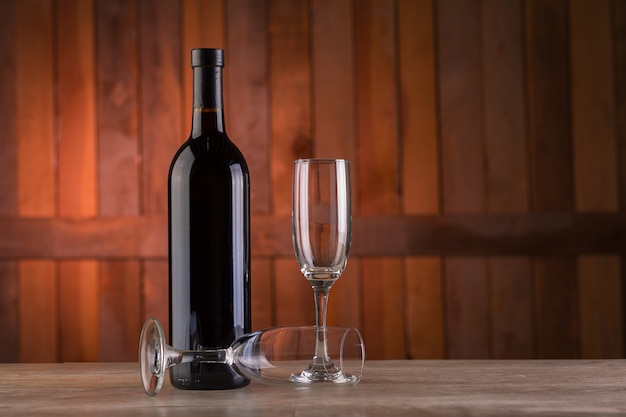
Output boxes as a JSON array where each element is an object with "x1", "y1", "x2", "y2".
[{"x1": 191, "y1": 66, "x2": 225, "y2": 137}]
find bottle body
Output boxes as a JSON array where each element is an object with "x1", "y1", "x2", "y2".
[{"x1": 168, "y1": 49, "x2": 250, "y2": 390}]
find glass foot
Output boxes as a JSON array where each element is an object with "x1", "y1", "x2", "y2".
[
  {"x1": 290, "y1": 360, "x2": 358, "y2": 384},
  {"x1": 139, "y1": 317, "x2": 167, "y2": 396}
]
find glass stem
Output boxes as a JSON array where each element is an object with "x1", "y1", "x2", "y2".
[
  {"x1": 175, "y1": 348, "x2": 233, "y2": 367},
  {"x1": 313, "y1": 286, "x2": 331, "y2": 364}
]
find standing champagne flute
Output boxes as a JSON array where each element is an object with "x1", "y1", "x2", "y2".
[{"x1": 291, "y1": 159, "x2": 354, "y2": 383}]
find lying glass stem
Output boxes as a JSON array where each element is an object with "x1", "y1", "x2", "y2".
[{"x1": 169, "y1": 348, "x2": 234, "y2": 368}]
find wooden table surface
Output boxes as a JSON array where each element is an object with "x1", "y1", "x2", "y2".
[{"x1": 2, "y1": 360, "x2": 626, "y2": 416}]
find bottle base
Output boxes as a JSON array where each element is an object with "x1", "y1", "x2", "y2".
[{"x1": 169, "y1": 363, "x2": 249, "y2": 390}]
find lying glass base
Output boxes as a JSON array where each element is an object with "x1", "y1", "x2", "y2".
[
  {"x1": 139, "y1": 317, "x2": 167, "y2": 396},
  {"x1": 290, "y1": 360, "x2": 359, "y2": 384}
]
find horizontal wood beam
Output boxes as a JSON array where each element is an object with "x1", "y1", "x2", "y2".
[{"x1": 0, "y1": 212, "x2": 623, "y2": 259}]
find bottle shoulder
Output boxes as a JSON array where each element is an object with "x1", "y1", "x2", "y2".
[{"x1": 171, "y1": 133, "x2": 248, "y2": 172}]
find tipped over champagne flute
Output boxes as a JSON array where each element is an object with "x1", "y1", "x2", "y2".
[
  {"x1": 138, "y1": 318, "x2": 364, "y2": 396},
  {"x1": 291, "y1": 158, "x2": 354, "y2": 383}
]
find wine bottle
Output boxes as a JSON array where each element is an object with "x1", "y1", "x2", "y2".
[{"x1": 168, "y1": 48, "x2": 250, "y2": 390}]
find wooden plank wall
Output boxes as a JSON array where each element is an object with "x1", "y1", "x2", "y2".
[{"x1": 0, "y1": 0, "x2": 624, "y2": 362}]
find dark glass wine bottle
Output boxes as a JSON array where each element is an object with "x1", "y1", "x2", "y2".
[{"x1": 168, "y1": 48, "x2": 250, "y2": 390}]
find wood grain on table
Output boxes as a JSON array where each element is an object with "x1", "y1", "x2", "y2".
[{"x1": 2, "y1": 360, "x2": 626, "y2": 416}]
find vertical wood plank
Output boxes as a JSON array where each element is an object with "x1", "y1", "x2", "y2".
[
  {"x1": 59, "y1": 261, "x2": 99, "y2": 361},
  {"x1": 96, "y1": 0, "x2": 140, "y2": 217},
  {"x1": 0, "y1": 0, "x2": 19, "y2": 362},
  {"x1": 96, "y1": 0, "x2": 142, "y2": 360},
  {"x1": 404, "y1": 257, "x2": 444, "y2": 359},
  {"x1": 525, "y1": 0, "x2": 574, "y2": 210},
  {"x1": 533, "y1": 258, "x2": 579, "y2": 358},
  {"x1": 398, "y1": 0, "x2": 439, "y2": 216},
  {"x1": 18, "y1": 261, "x2": 58, "y2": 362},
  {"x1": 571, "y1": 0, "x2": 618, "y2": 212},
  {"x1": 481, "y1": 0, "x2": 533, "y2": 359},
  {"x1": 615, "y1": 0, "x2": 626, "y2": 210},
  {"x1": 15, "y1": 0, "x2": 55, "y2": 217},
  {"x1": 269, "y1": 0, "x2": 312, "y2": 327},
  {"x1": 578, "y1": 256, "x2": 622, "y2": 358},
  {"x1": 181, "y1": 0, "x2": 225, "y2": 47},
  {"x1": 397, "y1": 0, "x2": 444, "y2": 359},
  {"x1": 15, "y1": 0, "x2": 57, "y2": 363},
  {"x1": 356, "y1": 0, "x2": 400, "y2": 215},
  {"x1": 437, "y1": 0, "x2": 485, "y2": 212},
  {"x1": 0, "y1": 0, "x2": 17, "y2": 217},
  {"x1": 361, "y1": 258, "x2": 405, "y2": 359},
  {"x1": 226, "y1": 0, "x2": 271, "y2": 215},
  {"x1": 311, "y1": 0, "x2": 356, "y2": 162},
  {"x1": 614, "y1": 0, "x2": 626, "y2": 356},
  {"x1": 0, "y1": 263, "x2": 18, "y2": 362},
  {"x1": 437, "y1": 0, "x2": 489, "y2": 358},
  {"x1": 143, "y1": 260, "x2": 169, "y2": 340},
  {"x1": 525, "y1": 0, "x2": 578, "y2": 358},
  {"x1": 570, "y1": 0, "x2": 621, "y2": 358},
  {"x1": 482, "y1": 0, "x2": 528, "y2": 214},
  {"x1": 181, "y1": 0, "x2": 225, "y2": 140},
  {"x1": 99, "y1": 261, "x2": 141, "y2": 361},
  {"x1": 489, "y1": 258, "x2": 533, "y2": 358},
  {"x1": 355, "y1": 0, "x2": 405, "y2": 359},
  {"x1": 269, "y1": 0, "x2": 312, "y2": 217},
  {"x1": 56, "y1": 0, "x2": 98, "y2": 218},
  {"x1": 139, "y1": 0, "x2": 181, "y2": 216},
  {"x1": 445, "y1": 257, "x2": 489, "y2": 358},
  {"x1": 139, "y1": 0, "x2": 181, "y2": 342},
  {"x1": 274, "y1": 258, "x2": 315, "y2": 326},
  {"x1": 56, "y1": 0, "x2": 99, "y2": 362},
  {"x1": 311, "y1": 0, "x2": 361, "y2": 330},
  {"x1": 251, "y1": 257, "x2": 273, "y2": 330}
]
